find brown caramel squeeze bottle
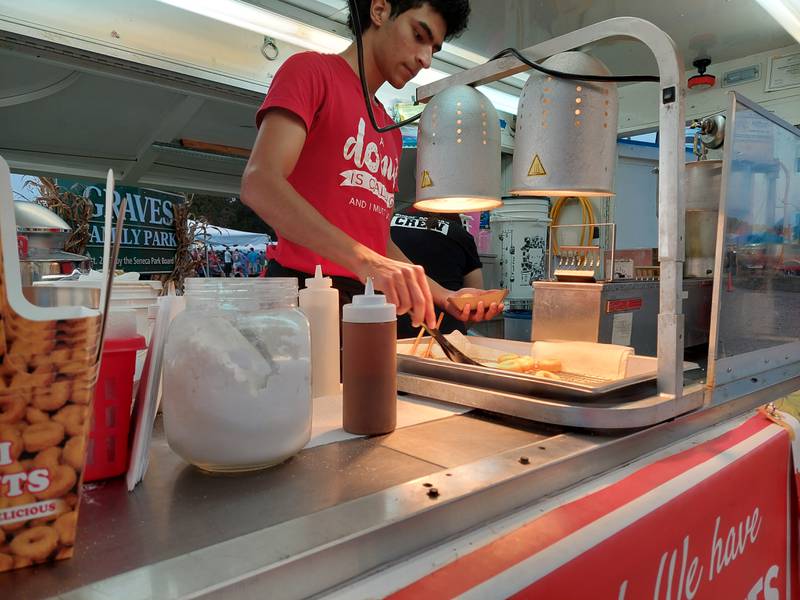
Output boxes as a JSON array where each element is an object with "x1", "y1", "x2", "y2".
[{"x1": 342, "y1": 278, "x2": 397, "y2": 435}]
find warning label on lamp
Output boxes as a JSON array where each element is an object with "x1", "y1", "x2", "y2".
[{"x1": 528, "y1": 154, "x2": 547, "y2": 177}]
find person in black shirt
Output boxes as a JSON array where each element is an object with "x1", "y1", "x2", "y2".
[{"x1": 391, "y1": 208, "x2": 484, "y2": 339}]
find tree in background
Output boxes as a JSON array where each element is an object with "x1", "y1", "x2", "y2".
[{"x1": 190, "y1": 194, "x2": 275, "y2": 237}]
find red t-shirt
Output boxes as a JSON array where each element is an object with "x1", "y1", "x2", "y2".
[{"x1": 256, "y1": 52, "x2": 402, "y2": 279}]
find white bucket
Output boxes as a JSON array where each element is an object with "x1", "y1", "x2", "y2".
[{"x1": 491, "y1": 197, "x2": 550, "y2": 302}]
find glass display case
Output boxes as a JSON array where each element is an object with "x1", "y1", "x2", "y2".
[{"x1": 708, "y1": 92, "x2": 800, "y2": 401}]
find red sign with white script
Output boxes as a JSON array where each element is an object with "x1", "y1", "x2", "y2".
[
  {"x1": 389, "y1": 417, "x2": 794, "y2": 599},
  {"x1": 525, "y1": 420, "x2": 789, "y2": 599},
  {"x1": 606, "y1": 298, "x2": 643, "y2": 313}
]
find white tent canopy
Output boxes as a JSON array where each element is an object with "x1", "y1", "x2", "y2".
[{"x1": 192, "y1": 221, "x2": 272, "y2": 250}]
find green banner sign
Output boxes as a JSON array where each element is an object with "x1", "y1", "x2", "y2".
[{"x1": 58, "y1": 180, "x2": 185, "y2": 273}]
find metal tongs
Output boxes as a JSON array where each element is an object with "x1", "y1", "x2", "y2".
[{"x1": 421, "y1": 324, "x2": 483, "y2": 366}]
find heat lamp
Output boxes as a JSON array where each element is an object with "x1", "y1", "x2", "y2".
[
  {"x1": 413, "y1": 85, "x2": 503, "y2": 213},
  {"x1": 511, "y1": 52, "x2": 619, "y2": 198}
]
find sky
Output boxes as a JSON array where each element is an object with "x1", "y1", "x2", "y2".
[{"x1": 10, "y1": 173, "x2": 41, "y2": 203}]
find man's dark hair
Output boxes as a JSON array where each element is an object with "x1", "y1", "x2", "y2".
[{"x1": 347, "y1": 0, "x2": 470, "y2": 41}]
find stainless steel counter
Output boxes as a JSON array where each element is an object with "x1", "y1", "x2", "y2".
[
  {"x1": 4, "y1": 376, "x2": 798, "y2": 599},
  {"x1": 4, "y1": 410, "x2": 564, "y2": 599}
]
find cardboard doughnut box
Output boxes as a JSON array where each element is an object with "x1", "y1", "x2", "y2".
[{"x1": 0, "y1": 234, "x2": 101, "y2": 571}]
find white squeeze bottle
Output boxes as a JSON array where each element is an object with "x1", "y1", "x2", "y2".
[{"x1": 299, "y1": 265, "x2": 341, "y2": 398}]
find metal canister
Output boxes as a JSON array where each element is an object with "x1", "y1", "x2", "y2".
[
  {"x1": 684, "y1": 160, "x2": 722, "y2": 278},
  {"x1": 14, "y1": 201, "x2": 92, "y2": 287}
]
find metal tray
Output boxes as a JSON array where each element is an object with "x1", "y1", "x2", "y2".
[
  {"x1": 398, "y1": 337, "x2": 668, "y2": 399},
  {"x1": 396, "y1": 373, "x2": 706, "y2": 429}
]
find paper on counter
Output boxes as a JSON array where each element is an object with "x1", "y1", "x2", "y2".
[
  {"x1": 307, "y1": 391, "x2": 468, "y2": 449},
  {"x1": 611, "y1": 312, "x2": 634, "y2": 347},
  {"x1": 531, "y1": 340, "x2": 633, "y2": 380},
  {"x1": 126, "y1": 292, "x2": 185, "y2": 491},
  {"x1": 401, "y1": 334, "x2": 636, "y2": 381}
]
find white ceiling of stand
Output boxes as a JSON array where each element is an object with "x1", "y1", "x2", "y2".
[
  {"x1": 279, "y1": 0, "x2": 795, "y2": 75},
  {"x1": 0, "y1": 0, "x2": 795, "y2": 197},
  {"x1": 0, "y1": 51, "x2": 255, "y2": 195}
]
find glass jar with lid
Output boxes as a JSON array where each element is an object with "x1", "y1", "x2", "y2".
[{"x1": 162, "y1": 278, "x2": 311, "y2": 472}]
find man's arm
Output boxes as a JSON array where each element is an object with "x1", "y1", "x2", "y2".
[
  {"x1": 241, "y1": 109, "x2": 435, "y2": 328},
  {"x1": 462, "y1": 268, "x2": 484, "y2": 290},
  {"x1": 386, "y1": 238, "x2": 449, "y2": 304}
]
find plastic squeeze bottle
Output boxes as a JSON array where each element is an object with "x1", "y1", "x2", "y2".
[
  {"x1": 299, "y1": 265, "x2": 341, "y2": 398},
  {"x1": 341, "y1": 278, "x2": 397, "y2": 435}
]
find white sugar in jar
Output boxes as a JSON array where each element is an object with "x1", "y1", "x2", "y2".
[{"x1": 162, "y1": 278, "x2": 311, "y2": 472}]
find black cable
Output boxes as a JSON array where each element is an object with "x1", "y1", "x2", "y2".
[
  {"x1": 490, "y1": 48, "x2": 659, "y2": 83},
  {"x1": 347, "y1": 0, "x2": 420, "y2": 133},
  {"x1": 346, "y1": 0, "x2": 659, "y2": 135}
]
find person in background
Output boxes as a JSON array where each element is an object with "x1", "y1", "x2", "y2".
[
  {"x1": 247, "y1": 246, "x2": 260, "y2": 275},
  {"x1": 241, "y1": 0, "x2": 501, "y2": 328},
  {"x1": 223, "y1": 246, "x2": 233, "y2": 277},
  {"x1": 391, "y1": 208, "x2": 484, "y2": 338},
  {"x1": 191, "y1": 248, "x2": 206, "y2": 277},
  {"x1": 231, "y1": 246, "x2": 239, "y2": 268},
  {"x1": 241, "y1": 247, "x2": 251, "y2": 276},
  {"x1": 208, "y1": 250, "x2": 222, "y2": 277},
  {"x1": 233, "y1": 247, "x2": 248, "y2": 277},
  {"x1": 258, "y1": 249, "x2": 267, "y2": 273}
]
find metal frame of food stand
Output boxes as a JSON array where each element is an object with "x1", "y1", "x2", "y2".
[
  {"x1": 416, "y1": 19, "x2": 800, "y2": 414},
  {"x1": 707, "y1": 92, "x2": 800, "y2": 399},
  {"x1": 417, "y1": 16, "x2": 689, "y2": 402}
]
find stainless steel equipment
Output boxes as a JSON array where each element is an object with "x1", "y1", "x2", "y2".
[
  {"x1": 397, "y1": 336, "x2": 703, "y2": 428},
  {"x1": 532, "y1": 278, "x2": 713, "y2": 356},
  {"x1": 655, "y1": 158, "x2": 723, "y2": 278},
  {"x1": 399, "y1": 338, "x2": 675, "y2": 399},
  {"x1": 683, "y1": 114, "x2": 725, "y2": 278},
  {"x1": 419, "y1": 17, "x2": 690, "y2": 399},
  {"x1": 695, "y1": 114, "x2": 726, "y2": 150},
  {"x1": 397, "y1": 373, "x2": 704, "y2": 428},
  {"x1": 685, "y1": 160, "x2": 722, "y2": 278},
  {"x1": 549, "y1": 222, "x2": 616, "y2": 282},
  {"x1": 15, "y1": 201, "x2": 92, "y2": 288},
  {"x1": 27, "y1": 282, "x2": 100, "y2": 309}
]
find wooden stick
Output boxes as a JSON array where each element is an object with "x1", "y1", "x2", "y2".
[
  {"x1": 179, "y1": 138, "x2": 252, "y2": 158},
  {"x1": 422, "y1": 313, "x2": 445, "y2": 359},
  {"x1": 409, "y1": 326, "x2": 426, "y2": 357}
]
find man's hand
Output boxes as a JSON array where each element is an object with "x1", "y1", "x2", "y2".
[
  {"x1": 353, "y1": 250, "x2": 436, "y2": 329},
  {"x1": 442, "y1": 288, "x2": 504, "y2": 323}
]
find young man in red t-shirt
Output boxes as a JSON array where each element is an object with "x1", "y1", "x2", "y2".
[{"x1": 242, "y1": 0, "x2": 501, "y2": 329}]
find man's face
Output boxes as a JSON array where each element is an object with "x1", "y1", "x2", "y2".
[{"x1": 372, "y1": 3, "x2": 447, "y2": 89}]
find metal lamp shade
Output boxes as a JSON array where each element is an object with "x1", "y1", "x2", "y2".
[
  {"x1": 511, "y1": 52, "x2": 618, "y2": 197},
  {"x1": 414, "y1": 85, "x2": 502, "y2": 213}
]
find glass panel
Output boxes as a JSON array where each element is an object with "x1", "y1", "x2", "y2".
[{"x1": 715, "y1": 96, "x2": 800, "y2": 358}]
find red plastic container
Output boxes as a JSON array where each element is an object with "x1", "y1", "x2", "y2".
[{"x1": 84, "y1": 335, "x2": 147, "y2": 482}]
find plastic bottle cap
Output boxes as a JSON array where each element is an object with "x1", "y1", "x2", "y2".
[
  {"x1": 304, "y1": 264, "x2": 333, "y2": 289},
  {"x1": 342, "y1": 278, "x2": 396, "y2": 323}
]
